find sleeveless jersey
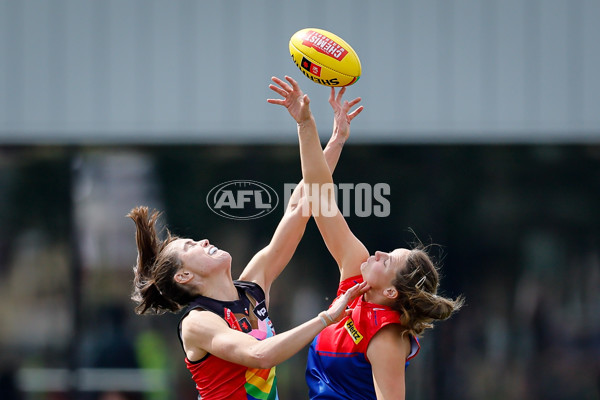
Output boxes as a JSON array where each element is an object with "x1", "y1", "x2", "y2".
[
  {"x1": 306, "y1": 276, "x2": 420, "y2": 399},
  {"x1": 178, "y1": 281, "x2": 279, "y2": 400}
]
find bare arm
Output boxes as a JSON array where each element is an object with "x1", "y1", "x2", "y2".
[
  {"x1": 239, "y1": 84, "x2": 350, "y2": 302},
  {"x1": 268, "y1": 76, "x2": 369, "y2": 281},
  {"x1": 367, "y1": 324, "x2": 411, "y2": 400},
  {"x1": 181, "y1": 281, "x2": 369, "y2": 369}
]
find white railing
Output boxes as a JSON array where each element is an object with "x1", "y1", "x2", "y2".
[{"x1": 17, "y1": 368, "x2": 168, "y2": 393}]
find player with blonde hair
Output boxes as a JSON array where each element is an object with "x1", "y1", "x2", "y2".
[
  {"x1": 128, "y1": 91, "x2": 368, "y2": 400},
  {"x1": 269, "y1": 75, "x2": 464, "y2": 400}
]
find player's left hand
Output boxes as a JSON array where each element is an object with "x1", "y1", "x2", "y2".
[
  {"x1": 268, "y1": 76, "x2": 313, "y2": 125},
  {"x1": 329, "y1": 87, "x2": 363, "y2": 141}
]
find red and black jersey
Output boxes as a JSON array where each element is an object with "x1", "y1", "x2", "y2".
[{"x1": 178, "y1": 281, "x2": 279, "y2": 400}]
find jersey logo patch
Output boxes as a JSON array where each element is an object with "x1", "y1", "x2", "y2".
[
  {"x1": 344, "y1": 318, "x2": 363, "y2": 344},
  {"x1": 238, "y1": 317, "x2": 252, "y2": 333},
  {"x1": 253, "y1": 300, "x2": 268, "y2": 320}
]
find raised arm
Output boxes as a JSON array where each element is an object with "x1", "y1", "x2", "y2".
[
  {"x1": 238, "y1": 79, "x2": 350, "y2": 303},
  {"x1": 268, "y1": 76, "x2": 369, "y2": 281}
]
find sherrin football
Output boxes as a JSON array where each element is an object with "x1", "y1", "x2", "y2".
[{"x1": 289, "y1": 28, "x2": 361, "y2": 87}]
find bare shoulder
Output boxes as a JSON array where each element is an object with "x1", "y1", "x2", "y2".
[
  {"x1": 367, "y1": 324, "x2": 411, "y2": 360},
  {"x1": 368, "y1": 324, "x2": 410, "y2": 399},
  {"x1": 182, "y1": 309, "x2": 228, "y2": 336},
  {"x1": 181, "y1": 310, "x2": 230, "y2": 362}
]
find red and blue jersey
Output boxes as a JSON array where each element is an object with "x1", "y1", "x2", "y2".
[
  {"x1": 306, "y1": 276, "x2": 420, "y2": 399},
  {"x1": 178, "y1": 281, "x2": 278, "y2": 400}
]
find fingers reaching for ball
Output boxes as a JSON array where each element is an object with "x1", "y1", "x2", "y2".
[
  {"x1": 267, "y1": 76, "x2": 313, "y2": 124},
  {"x1": 328, "y1": 87, "x2": 364, "y2": 140}
]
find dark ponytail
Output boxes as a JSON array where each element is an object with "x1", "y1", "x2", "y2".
[
  {"x1": 128, "y1": 206, "x2": 195, "y2": 315},
  {"x1": 391, "y1": 247, "x2": 464, "y2": 337}
]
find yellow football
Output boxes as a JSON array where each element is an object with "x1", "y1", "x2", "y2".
[{"x1": 289, "y1": 28, "x2": 361, "y2": 87}]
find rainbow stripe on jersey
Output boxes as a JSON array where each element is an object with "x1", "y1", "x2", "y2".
[{"x1": 179, "y1": 281, "x2": 279, "y2": 400}]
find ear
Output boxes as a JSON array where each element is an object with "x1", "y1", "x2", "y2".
[
  {"x1": 383, "y1": 286, "x2": 398, "y2": 300},
  {"x1": 174, "y1": 270, "x2": 193, "y2": 284}
]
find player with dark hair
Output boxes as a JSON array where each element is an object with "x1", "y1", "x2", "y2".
[{"x1": 128, "y1": 94, "x2": 368, "y2": 400}]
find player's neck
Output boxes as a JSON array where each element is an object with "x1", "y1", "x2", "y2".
[
  {"x1": 200, "y1": 277, "x2": 239, "y2": 302},
  {"x1": 363, "y1": 289, "x2": 392, "y2": 307}
]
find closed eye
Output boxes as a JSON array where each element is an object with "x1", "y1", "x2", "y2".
[{"x1": 383, "y1": 254, "x2": 391, "y2": 267}]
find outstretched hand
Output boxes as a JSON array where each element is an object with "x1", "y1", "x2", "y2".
[
  {"x1": 329, "y1": 87, "x2": 363, "y2": 141},
  {"x1": 267, "y1": 76, "x2": 313, "y2": 125},
  {"x1": 326, "y1": 281, "x2": 370, "y2": 323}
]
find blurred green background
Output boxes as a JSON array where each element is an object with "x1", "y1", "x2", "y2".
[{"x1": 1, "y1": 144, "x2": 599, "y2": 399}]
